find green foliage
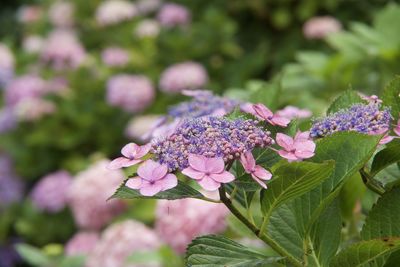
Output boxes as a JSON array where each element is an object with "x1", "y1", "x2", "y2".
[
  {"x1": 381, "y1": 76, "x2": 400, "y2": 119},
  {"x1": 326, "y1": 89, "x2": 364, "y2": 114},
  {"x1": 371, "y1": 139, "x2": 400, "y2": 177}
]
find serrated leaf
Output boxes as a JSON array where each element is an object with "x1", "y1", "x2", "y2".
[
  {"x1": 326, "y1": 89, "x2": 364, "y2": 114},
  {"x1": 15, "y1": 244, "x2": 51, "y2": 267},
  {"x1": 186, "y1": 235, "x2": 283, "y2": 267},
  {"x1": 371, "y1": 139, "x2": 400, "y2": 176},
  {"x1": 361, "y1": 187, "x2": 400, "y2": 240},
  {"x1": 260, "y1": 161, "x2": 335, "y2": 218},
  {"x1": 330, "y1": 238, "x2": 400, "y2": 267},
  {"x1": 381, "y1": 76, "x2": 400, "y2": 119},
  {"x1": 111, "y1": 181, "x2": 204, "y2": 200}
]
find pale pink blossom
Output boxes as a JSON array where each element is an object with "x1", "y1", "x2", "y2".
[
  {"x1": 240, "y1": 151, "x2": 272, "y2": 189},
  {"x1": 135, "y1": 19, "x2": 160, "y2": 38},
  {"x1": 86, "y1": 220, "x2": 161, "y2": 267},
  {"x1": 379, "y1": 134, "x2": 394, "y2": 145},
  {"x1": 276, "y1": 132, "x2": 316, "y2": 161},
  {"x1": 67, "y1": 160, "x2": 125, "y2": 230},
  {"x1": 17, "y1": 5, "x2": 42, "y2": 23},
  {"x1": 276, "y1": 106, "x2": 312, "y2": 120},
  {"x1": 126, "y1": 160, "x2": 177, "y2": 196},
  {"x1": 157, "y1": 3, "x2": 190, "y2": 28},
  {"x1": 182, "y1": 154, "x2": 235, "y2": 191},
  {"x1": 96, "y1": 0, "x2": 138, "y2": 26},
  {"x1": 49, "y1": 1, "x2": 74, "y2": 28},
  {"x1": 303, "y1": 16, "x2": 342, "y2": 39},
  {"x1": 65, "y1": 232, "x2": 99, "y2": 256},
  {"x1": 156, "y1": 198, "x2": 228, "y2": 253},
  {"x1": 247, "y1": 103, "x2": 290, "y2": 127},
  {"x1": 108, "y1": 143, "x2": 151, "y2": 169},
  {"x1": 14, "y1": 98, "x2": 56, "y2": 121},
  {"x1": 101, "y1": 47, "x2": 130, "y2": 67},
  {"x1": 124, "y1": 115, "x2": 164, "y2": 141},
  {"x1": 22, "y1": 35, "x2": 44, "y2": 54}
]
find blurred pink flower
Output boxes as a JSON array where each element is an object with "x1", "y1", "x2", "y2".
[
  {"x1": 247, "y1": 103, "x2": 290, "y2": 127},
  {"x1": 49, "y1": 1, "x2": 75, "y2": 28},
  {"x1": 68, "y1": 160, "x2": 126, "y2": 230},
  {"x1": 276, "y1": 132, "x2": 316, "y2": 161},
  {"x1": 157, "y1": 3, "x2": 190, "y2": 28},
  {"x1": 30, "y1": 171, "x2": 72, "y2": 213},
  {"x1": 96, "y1": 0, "x2": 138, "y2": 26},
  {"x1": 17, "y1": 5, "x2": 42, "y2": 23},
  {"x1": 159, "y1": 62, "x2": 208, "y2": 93},
  {"x1": 101, "y1": 47, "x2": 130, "y2": 67},
  {"x1": 65, "y1": 232, "x2": 99, "y2": 256},
  {"x1": 14, "y1": 98, "x2": 56, "y2": 121},
  {"x1": 182, "y1": 154, "x2": 235, "y2": 191},
  {"x1": 240, "y1": 151, "x2": 272, "y2": 189},
  {"x1": 276, "y1": 106, "x2": 312, "y2": 120},
  {"x1": 86, "y1": 220, "x2": 161, "y2": 267},
  {"x1": 22, "y1": 35, "x2": 44, "y2": 54},
  {"x1": 108, "y1": 143, "x2": 151, "y2": 169},
  {"x1": 126, "y1": 160, "x2": 177, "y2": 196},
  {"x1": 156, "y1": 198, "x2": 228, "y2": 254},
  {"x1": 303, "y1": 16, "x2": 342, "y2": 39},
  {"x1": 125, "y1": 115, "x2": 165, "y2": 141},
  {"x1": 41, "y1": 30, "x2": 86, "y2": 70},
  {"x1": 106, "y1": 74, "x2": 155, "y2": 113},
  {"x1": 0, "y1": 44, "x2": 14, "y2": 86},
  {"x1": 135, "y1": 19, "x2": 160, "y2": 38},
  {"x1": 5, "y1": 75, "x2": 47, "y2": 106}
]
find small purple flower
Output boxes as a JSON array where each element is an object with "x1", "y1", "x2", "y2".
[
  {"x1": 157, "y1": 3, "x2": 190, "y2": 28},
  {"x1": 159, "y1": 62, "x2": 208, "y2": 93},
  {"x1": 30, "y1": 171, "x2": 72, "y2": 213},
  {"x1": 310, "y1": 103, "x2": 391, "y2": 138}
]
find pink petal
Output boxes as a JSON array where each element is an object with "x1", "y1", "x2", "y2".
[
  {"x1": 209, "y1": 171, "x2": 235, "y2": 183},
  {"x1": 135, "y1": 143, "x2": 152, "y2": 158},
  {"x1": 240, "y1": 103, "x2": 257, "y2": 115},
  {"x1": 240, "y1": 151, "x2": 256, "y2": 172},
  {"x1": 379, "y1": 135, "x2": 394, "y2": 145},
  {"x1": 276, "y1": 133, "x2": 294, "y2": 151},
  {"x1": 253, "y1": 103, "x2": 273, "y2": 120},
  {"x1": 294, "y1": 131, "x2": 311, "y2": 142},
  {"x1": 294, "y1": 150, "x2": 315, "y2": 159},
  {"x1": 159, "y1": 174, "x2": 178, "y2": 190},
  {"x1": 126, "y1": 177, "x2": 142, "y2": 189},
  {"x1": 210, "y1": 108, "x2": 227, "y2": 117},
  {"x1": 253, "y1": 165, "x2": 272, "y2": 180},
  {"x1": 198, "y1": 176, "x2": 221, "y2": 191},
  {"x1": 251, "y1": 175, "x2": 268, "y2": 189},
  {"x1": 139, "y1": 182, "x2": 163, "y2": 196},
  {"x1": 182, "y1": 167, "x2": 205, "y2": 180},
  {"x1": 278, "y1": 150, "x2": 299, "y2": 161},
  {"x1": 294, "y1": 140, "x2": 316, "y2": 154},
  {"x1": 121, "y1": 143, "x2": 140, "y2": 158},
  {"x1": 188, "y1": 154, "x2": 208, "y2": 172},
  {"x1": 271, "y1": 116, "x2": 290, "y2": 127},
  {"x1": 137, "y1": 160, "x2": 168, "y2": 181},
  {"x1": 394, "y1": 121, "x2": 400, "y2": 136},
  {"x1": 108, "y1": 157, "x2": 142, "y2": 170},
  {"x1": 205, "y1": 157, "x2": 225, "y2": 174}
]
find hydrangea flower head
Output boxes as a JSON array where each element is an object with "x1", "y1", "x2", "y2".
[
  {"x1": 303, "y1": 16, "x2": 342, "y2": 39},
  {"x1": 135, "y1": 19, "x2": 160, "y2": 38},
  {"x1": 157, "y1": 3, "x2": 190, "y2": 28},
  {"x1": 159, "y1": 62, "x2": 208, "y2": 93},
  {"x1": 310, "y1": 104, "x2": 391, "y2": 138},
  {"x1": 5, "y1": 75, "x2": 47, "y2": 106},
  {"x1": 65, "y1": 232, "x2": 99, "y2": 256},
  {"x1": 49, "y1": 1, "x2": 74, "y2": 28},
  {"x1": 152, "y1": 117, "x2": 273, "y2": 171},
  {"x1": 101, "y1": 47, "x2": 129, "y2": 67},
  {"x1": 106, "y1": 74, "x2": 155, "y2": 113},
  {"x1": 96, "y1": 0, "x2": 138, "y2": 26},
  {"x1": 30, "y1": 170, "x2": 72, "y2": 213}
]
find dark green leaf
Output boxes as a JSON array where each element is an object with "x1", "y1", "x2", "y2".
[
  {"x1": 326, "y1": 89, "x2": 364, "y2": 114},
  {"x1": 248, "y1": 79, "x2": 281, "y2": 111},
  {"x1": 382, "y1": 76, "x2": 400, "y2": 119},
  {"x1": 371, "y1": 139, "x2": 400, "y2": 176}
]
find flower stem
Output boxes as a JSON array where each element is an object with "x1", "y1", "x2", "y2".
[{"x1": 360, "y1": 168, "x2": 385, "y2": 196}]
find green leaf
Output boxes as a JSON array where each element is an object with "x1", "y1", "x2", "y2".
[
  {"x1": 382, "y1": 76, "x2": 400, "y2": 119},
  {"x1": 111, "y1": 180, "x2": 204, "y2": 200},
  {"x1": 265, "y1": 132, "x2": 381, "y2": 262},
  {"x1": 15, "y1": 244, "x2": 51, "y2": 267},
  {"x1": 260, "y1": 161, "x2": 335, "y2": 218},
  {"x1": 326, "y1": 89, "x2": 364, "y2": 114},
  {"x1": 59, "y1": 256, "x2": 85, "y2": 267},
  {"x1": 361, "y1": 187, "x2": 400, "y2": 240},
  {"x1": 247, "y1": 79, "x2": 281, "y2": 111},
  {"x1": 371, "y1": 139, "x2": 400, "y2": 176},
  {"x1": 339, "y1": 172, "x2": 366, "y2": 219},
  {"x1": 308, "y1": 199, "x2": 342, "y2": 267},
  {"x1": 186, "y1": 235, "x2": 283, "y2": 267},
  {"x1": 330, "y1": 238, "x2": 400, "y2": 267}
]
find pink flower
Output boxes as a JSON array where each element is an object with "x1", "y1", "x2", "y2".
[
  {"x1": 126, "y1": 160, "x2": 178, "y2": 196},
  {"x1": 248, "y1": 103, "x2": 290, "y2": 127},
  {"x1": 157, "y1": 3, "x2": 191, "y2": 28},
  {"x1": 101, "y1": 47, "x2": 129, "y2": 67},
  {"x1": 276, "y1": 106, "x2": 312, "y2": 120},
  {"x1": 108, "y1": 142, "x2": 150, "y2": 169},
  {"x1": 95, "y1": 0, "x2": 138, "y2": 26},
  {"x1": 370, "y1": 129, "x2": 396, "y2": 145},
  {"x1": 394, "y1": 119, "x2": 400, "y2": 136},
  {"x1": 182, "y1": 154, "x2": 235, "y2": 191},
  {"x1": 240, "y1": 151, "x2": 272, "y2": 189},
  {"x1": 303, "y1": 16, "x2": 342, "y2": 39},
  {"x1": 276, "y1": 132, "x2": 316, "y2": 161},
  {"x1": 65, "y1": 232, "x2": 99, "y2": 256}
]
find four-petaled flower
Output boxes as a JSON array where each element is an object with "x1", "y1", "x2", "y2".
[
  {"x1": 240, "y1": 151, "x2": 272, "y2": 189},
  {"x1": 248, "y1": 103, "x2": 290, "y2": 127},
  {"x1": 108, "y1": 143, "x2": 151, "y2": 170},
  {"x1": 182, "y1": 154, "x2": 235, "y2": 191},
  {"x1": 276, "y1": 132, "x2": 316, "y2": 161},
  {"x1": 126, "y1": 160, "x2": 178, "y2": 196}
]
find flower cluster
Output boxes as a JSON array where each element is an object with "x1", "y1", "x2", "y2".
[
  {"x1": 152, "y1": 117, "x2": 274, "y2": 171},
  {"x1": 68, "y1": 160, "x2": 126, "y2": 230},
  {"x1": 101, "y1": 47, "x2": 130, "y2": 67},
  {"x1": 4, "y1": 75, "x2": 47, "y2": 106},
  {"x1": 0, "y1": 43, "x2": 14, "y2": 86},
  {"x1": 135, "y1": 19, "x2": 160, "y2": 38},
  {"x1": 168, "y1": 90, "x2": 240, "y2": 119},
  {"x1": 48, "y1": 1, "x2": 75, "y2": 28},
  {"x1": 96, "y1": 0, "x2": 138, "y2": 26},
  {"x1": 106, "y1": 74, "x2": 155, "y2": 113},
  {"x1": 65, "y1": 232, "x2": 99, "y2": 256},
  {"x1": 157, "y1": 3, "x2": 191, "y2": 28},
  {"x1": 0, "y1": 155, "x2": 24, "y2": 209},
  {"x1": 30, "y1": 170, "x2": 72, "y2": 213},
  {"x1": 22, "y1": 35, "x2": 44, "y2": 54},
  {"x1": 156, "y1": 198, "x2": 228, "y2": 253},
  {"x1": 159, "y1": 62, "x2": 208, "y2": 93},
  {"x1": 303, "y1": 16, "x2": 342, "y2": 39},
  {"x1": 310, "y1": 103, "x2": 391, "y2": 138},
  {"x1": 86, "y1": 220, "x2": 161, "y2": 267}
]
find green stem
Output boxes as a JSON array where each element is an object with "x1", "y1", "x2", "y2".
[
  {"x1": 218, "y1": 186, "x2": 302, "y2": 267},
  {"x1": 360, "y1": 168, "x2": 385, "y2": 196}
]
